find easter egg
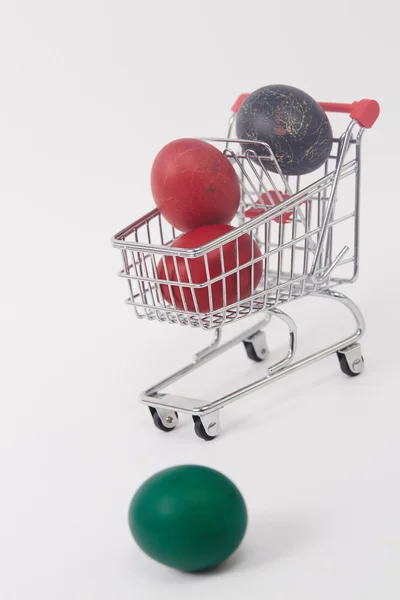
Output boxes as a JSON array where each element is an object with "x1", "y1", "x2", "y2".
[
  {"x1": 128, "y1": 465, "x2": 248, "y2": 572},
  {"x1": 157, "y1": 224, "x2": 263, "y2": 313},
  {"x1": 151, "y1": 138, "x2": 240, "y2": 232},
  {"x1": 236, "y1": 84, "x2": 333, "y2": 176}
]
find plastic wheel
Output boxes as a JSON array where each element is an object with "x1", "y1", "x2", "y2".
[
  {"x1": 149, "y1": 407, "x2": 178, "y2": 432},
  {"x1": 193, "y1": 416, "x2": 217, "y2": 441},
  {"x1": 243, "y1": 340, "x2": 264, "y2": 362},
  {"x1": 337, "y1": 352, "x2": 364, "y2": 377}
]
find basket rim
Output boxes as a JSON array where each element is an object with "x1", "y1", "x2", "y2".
[{"x1": 111, "y1": 159, "x2": 357, "y2": 258}]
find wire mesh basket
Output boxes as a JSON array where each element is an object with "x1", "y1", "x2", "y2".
[{"x1": 112, "y1": 99, "x2": 376, "y2": 330}]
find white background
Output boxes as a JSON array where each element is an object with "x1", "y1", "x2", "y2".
[{"x1": 2, "y1": 1, "x2": 399, "y2": 599}]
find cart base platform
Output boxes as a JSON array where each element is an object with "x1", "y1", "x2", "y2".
[{"x1": 140, "y1": 289, "x2": 365, "y2": 440}]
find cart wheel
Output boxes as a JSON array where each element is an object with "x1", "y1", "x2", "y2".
[
  {"x1": 149, "y1": 407, "x2": 178, "y2": 432},
  {"x1": 243, "y1": 330, "x2": 268, "y2": 362},
  {"x1": 337, "y1": 350, "x2": 364, "y2": 377},
  {"x1": 193, "y1": 415, "x2": 219, "y2": 441}
]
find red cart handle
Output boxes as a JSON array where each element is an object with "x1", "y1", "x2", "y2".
[
  {"x1": 319, "y1": 100, "x2": 380, "y2": 128},
  {"x1": 231, "y1": 93, "x2": 250, "y2": 113},
  {"x1": 231, "y1": 94, "x2": 380, "y2": 128}
]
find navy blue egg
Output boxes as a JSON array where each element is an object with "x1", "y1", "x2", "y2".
[{"x1": 236, "y1": 84, "x2": 333, "y2": 176}]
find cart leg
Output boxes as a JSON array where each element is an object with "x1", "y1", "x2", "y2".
[
  {"x1": 315, "y1": 288, "x2": 365, "y2": 337},
  {"x1": 193, "y1": 328, "x2": 222, "y2": 361},
  {"x1": 267, "y1": 308, "x2": 297, "y2": 375}
]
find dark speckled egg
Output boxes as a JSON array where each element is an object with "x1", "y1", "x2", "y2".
[{"x1": 236, "y1": 84, "x2": 333, "y2": 176}]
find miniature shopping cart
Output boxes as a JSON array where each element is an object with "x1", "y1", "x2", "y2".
[{"x1": 112, "y1": 95, "x2": 379, "y2": 440}]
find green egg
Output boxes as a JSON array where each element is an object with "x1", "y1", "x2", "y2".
[{"x1": 128, "y1": 465, "x2": 247, "y2": 572}]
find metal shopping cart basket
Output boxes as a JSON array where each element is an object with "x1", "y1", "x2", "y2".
[{"x1": 112, "y1": 95, "x2": 379, "y2": 440}]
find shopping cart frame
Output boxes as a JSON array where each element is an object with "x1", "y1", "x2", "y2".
[{"x1": 112, "y1": 96, "x2": 379, "y2": 440}]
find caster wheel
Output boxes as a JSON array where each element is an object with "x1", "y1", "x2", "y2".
[
  {"x1": 337, "y1": 351, "x2": 364, "y2": 377},
  {"x1": 149, "y1": 407, "x2": 178, "y2": 432},
  {"x1": 193, "y1": 416, "x2": 219, "y2": 441},
  {"x1": 243, "y1": 331, "x2": 268, "y2": 362},
  {"x1": 243, "y1": 340, "x2": 264, "y2": 362}
]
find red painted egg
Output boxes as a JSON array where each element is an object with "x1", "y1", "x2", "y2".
[
  {"x1": 151, "y1": 139, "x2": 240, "y2": 232},
  {"x1": 157, "y1": 224, "x2": 263, "y2": 313},
  {"x1": 245, "y1": 191, "x2": 292, "y2": 223}
]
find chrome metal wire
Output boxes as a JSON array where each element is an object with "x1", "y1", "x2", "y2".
[{"x1": 113, "y1": 116, "x2": 363, "y2": 330}]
